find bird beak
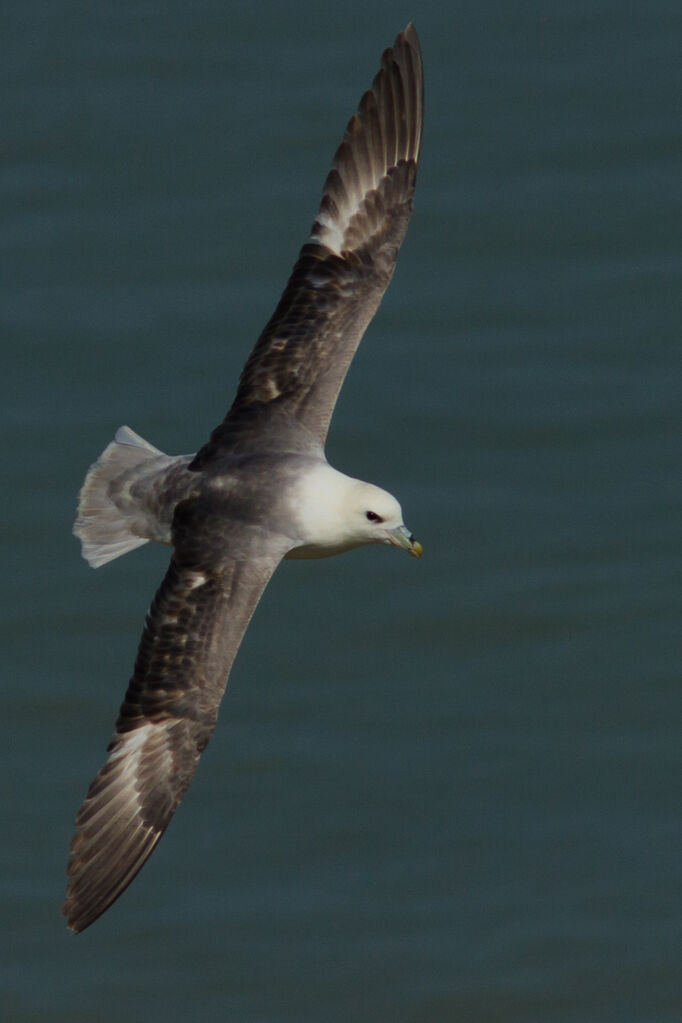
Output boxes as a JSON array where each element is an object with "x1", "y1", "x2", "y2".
[{"x1": 386, "y1": 525, "x2": 423, "y2": 558}]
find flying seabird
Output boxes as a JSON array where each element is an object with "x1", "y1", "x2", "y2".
[{"x1": 64, "y1": 23, "x2": 424, "y2": 933}]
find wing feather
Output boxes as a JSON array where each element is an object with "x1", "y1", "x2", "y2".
[
  {"x1": 63, "y1": 514, "x2": 281, "y2": 933},
  {"x1": 195, "y1": 24, "x2": 423, "y2": 463}
]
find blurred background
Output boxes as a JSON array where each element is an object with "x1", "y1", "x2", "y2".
[{"x1": 2, "y1": 2, "x2": 680, "y2": 1020}]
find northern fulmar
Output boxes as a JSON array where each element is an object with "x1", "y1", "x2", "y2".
[{"x1": 64, "y1": 23, "x2": 424, "y2": 933}]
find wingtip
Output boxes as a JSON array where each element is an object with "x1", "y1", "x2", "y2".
[
  {"x1": 62, "y1": 889, "x2": 86, "y2": 934},
  {"x1": 62, "y1": 910, "x2": 81, "y2": 935},
  {"x1": 384, "y1": 22, "x2": 421, "y2": 67},
  {"x1": 62, "y1": 859, "x2": 93, "y2": 934},
  {"x1": 394, "y1": 22, "x2": 421, "y2": 56}
]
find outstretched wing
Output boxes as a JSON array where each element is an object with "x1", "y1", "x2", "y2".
[
  {"x1": 196, "y1": 24, "x2": 423, "y2": 461},
  {"x1": 63, "y1": 505, "x2": 283, "y2": 933}
]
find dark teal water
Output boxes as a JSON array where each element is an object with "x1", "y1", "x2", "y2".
[{"x1": 3, "y1": 2, "x2": 680, "y2": 1020}]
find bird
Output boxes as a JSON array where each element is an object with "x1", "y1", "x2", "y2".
[{"x1": 63, "y1": 23, "x2": 424, "y2": 933}]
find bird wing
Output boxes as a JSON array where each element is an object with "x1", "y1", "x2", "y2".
[
  {"x1": 195, "y1": 23, "x2": 423, "y2": 463},
  {"x1": 63, "y1": 501, "x2": 284, "y2": 933}
]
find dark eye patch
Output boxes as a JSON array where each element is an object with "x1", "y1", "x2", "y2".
[{"x1": 366, "y1": 511, "x2": 384, "y2": 523}]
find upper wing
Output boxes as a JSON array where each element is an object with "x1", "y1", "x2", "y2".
[
  {"x1": 63, "y1": 504, "x2": 283, "y2": 933},
  {"x1": 197, "y1": 24, "x2": 423, "y2": 460}
]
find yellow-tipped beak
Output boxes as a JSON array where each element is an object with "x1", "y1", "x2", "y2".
[{"x1": 387, "y1": 525, "x2": 423, "y2": 558}]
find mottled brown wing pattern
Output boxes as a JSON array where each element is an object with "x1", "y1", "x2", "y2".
[
  {"x1": 63, "y1": 512, "x2": 282, "y2": 933},
  {"x1": 201, "y1": 24, "x2": 423, "y2": 456}
]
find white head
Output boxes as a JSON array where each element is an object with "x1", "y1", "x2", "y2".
[{"x1": 287, "y1": 464, "x2": 422, "y2": 560}]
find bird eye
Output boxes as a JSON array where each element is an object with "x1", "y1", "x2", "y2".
[{"x1": 366, "y1": 510, "x2": 383, "y2": 523}]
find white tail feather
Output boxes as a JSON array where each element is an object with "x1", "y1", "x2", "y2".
[
  {"x1": 113, "y1": 425, "x2": 163, "y2": 454},
  {"x1": 74, "y1": 426, "x2": 168, "y2": 568}
]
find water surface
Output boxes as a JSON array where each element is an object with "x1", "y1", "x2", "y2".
[{"x1": 2, "y1": 2, "x2": 680, "y2": 1021}]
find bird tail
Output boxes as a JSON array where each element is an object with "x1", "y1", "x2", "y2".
[{"x1": 74, "y1": 426, "x2": 167, "y2": 568}]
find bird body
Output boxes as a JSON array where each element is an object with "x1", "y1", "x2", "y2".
[{"x1": 64, "y1": 23, "x2": 424, "y2": 932}]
